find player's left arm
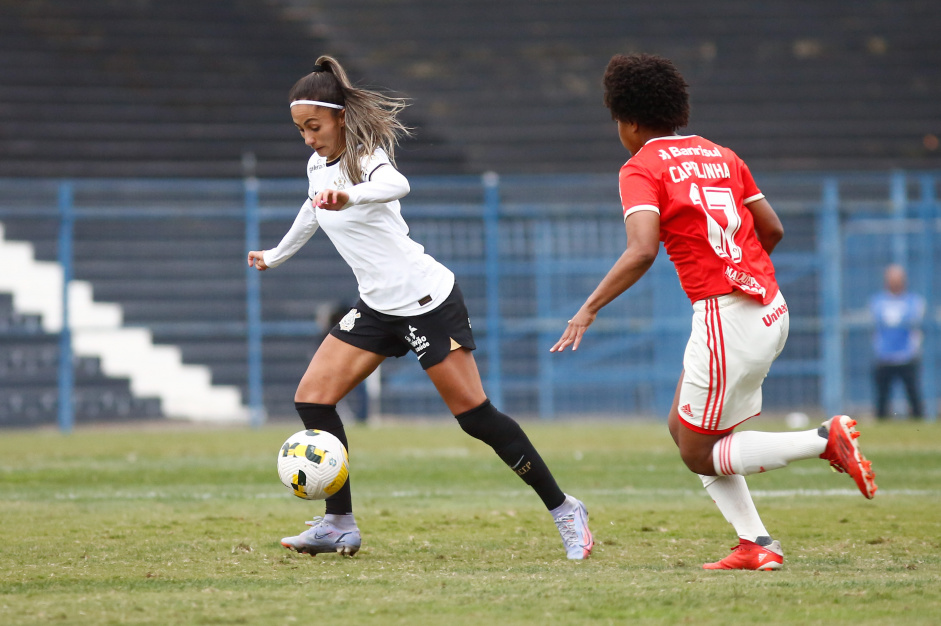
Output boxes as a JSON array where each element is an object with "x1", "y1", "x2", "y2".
[
  {"x1": 747, "y1": 197, "x2": 784, "y2": 254},
  {"x1": 315, "y1": 164, "x2": 410, "y2": 210},
  {"x1": 551, "y1": 210, "x2": 660, "y2": 352}
]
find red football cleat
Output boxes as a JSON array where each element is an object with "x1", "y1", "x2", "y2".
[
  {"x1": 703, "y1": 539, "x2": 784, "y2": 570},
  {"x1": 820, "y1": 415, "x2": 877, "y2": 499}
]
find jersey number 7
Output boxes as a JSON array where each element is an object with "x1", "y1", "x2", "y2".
[{"x1": 690, "y1": 183, "x2": 743, "y2": 263}]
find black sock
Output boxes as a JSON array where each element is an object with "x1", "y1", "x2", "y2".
[
  {"x1": 295, "y1": 402, "x2": 352, "y2": 516},
  {"x1": 455, "y1": 399, "x2": 566, "y2": 510}
]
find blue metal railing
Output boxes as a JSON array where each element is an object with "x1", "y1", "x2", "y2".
[
  {"x1": 1, "y1": 171, "x2": 939, "y2": 428},
  {"x1": 244, "y1": 177, "x2": 264, "y2": 428},
  {"x1": 56, "y1": 182, "x2": 74, "y2": 433}
]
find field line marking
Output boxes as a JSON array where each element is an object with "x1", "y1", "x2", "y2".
[{"x1": 22, "y1": 487, "x2": 940, "y2": 502}]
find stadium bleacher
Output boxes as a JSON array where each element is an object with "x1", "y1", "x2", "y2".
[
  {"x1": 0, "y1": 0, "x2": 464, "y2": 178},
  {"x1": 295, "y1": 0, "x2": 941, "y2": 174},
  {"x1": 0, "y1": 188, "x2": 359, "y2": 423},
  {"x1": 0, "y1": 293, "x2": 162, "y2": 426},
  {"x1": 1, "y1": 1, "x2": 938, "y2": 178}
]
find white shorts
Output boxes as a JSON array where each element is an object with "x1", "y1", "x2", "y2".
[{"x1": 678, "y1": 290, "x2": 789, "y2": 434}]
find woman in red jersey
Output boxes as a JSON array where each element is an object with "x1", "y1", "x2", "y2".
[{"x1": 551, "y1": 53, "x2": 877, "y2": 570}]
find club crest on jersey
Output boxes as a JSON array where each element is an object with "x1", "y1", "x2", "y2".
[{"x1": 339, "y1": 309, "x2": 361, "y2": 331}]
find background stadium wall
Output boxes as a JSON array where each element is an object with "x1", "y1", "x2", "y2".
[{"x1": 1, "y1": 171, "x2": 939, "y2": 428}]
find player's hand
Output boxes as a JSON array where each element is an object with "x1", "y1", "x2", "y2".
[
  {"x1": 550, "y1": 307, "x2": 596, "y2": 352},
  {"x1": 313, "y1": 189, "x2": 350, "y2": 211},
  {"x1": 247, "y1": 250, "x2": 268, "y2": 271}
]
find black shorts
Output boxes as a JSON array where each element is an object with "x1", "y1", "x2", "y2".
[{"x1": 329, "y1": 283, "x2": 476, "y2": 370}]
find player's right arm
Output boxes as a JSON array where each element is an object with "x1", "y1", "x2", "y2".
[
  {"x1": 550, "y1": 210, "x2": 660, "y2": 352},
  {"x1": 737, "y1": 156, "x2": 783, "y2": 254},
  {"x1": 746, "y1": 197, "x2": 784, "y2": 254},
  {"x1": 247, "y1": 199, "x2": 320, "y2": 271}
]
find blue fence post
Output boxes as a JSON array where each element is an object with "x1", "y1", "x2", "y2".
[
  {"x1": 818, "y1": 177, "x2": 843, "y2": 416},
  {"x1": 890, "y1": 171, "x2": 908, "y2": 265},
  {"x1": 57, "y1": 181, "x2": 74, "y2": 434},
  {"x1": 918, "y1": 174, "x2": 937, "y2": 421},
  {"x1": 535, "y1": 221, "x2": 554, "y2": 418},
  {"x1": 244, "y1": 177, "x2": 265, "y2": 428},
  {"x1": 482, "y1": 172, "x2": 503, "y2": 408}
]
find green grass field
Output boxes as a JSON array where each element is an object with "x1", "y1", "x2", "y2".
[{"x1": 1, "y1": 418, "x2": 939, "y2": 625}]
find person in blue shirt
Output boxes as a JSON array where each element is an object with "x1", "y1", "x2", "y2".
[{"x1": 870, "y1": 264, "x2": 926, "y2": 420}]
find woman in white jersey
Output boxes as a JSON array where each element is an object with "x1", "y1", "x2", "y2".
[{"x1": 247, "y1": 56, "x2": 592, "y2": 560}]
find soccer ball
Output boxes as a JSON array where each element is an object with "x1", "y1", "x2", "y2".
[{"x1": 277, "y1": 429, "x2": 349, "y2": 500}]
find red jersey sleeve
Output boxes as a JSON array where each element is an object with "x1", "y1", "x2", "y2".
[
  {"x1": 618, "y1": 162, "x2": 660, "y2": 221},
  {"x1": 738, "y1": 159, "x2": 765, "y2": 205}
]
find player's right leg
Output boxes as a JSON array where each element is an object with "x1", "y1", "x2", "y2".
[
  {"x1": 669, "y1": 379, "x2": 778, "y2": 569},
  {"x1": 702, "y1": 538, "x2": 784, "y2": 571},
  {"x1": 281, "y1": 334, "x2": 385, "y2": 557}
]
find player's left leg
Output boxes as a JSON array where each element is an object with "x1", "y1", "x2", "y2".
[
  {"x1": 899, "y1": 360, "x2": 925, "y2": 419},
  {"x1": 425, "y1": 348, "x2": 564, "y2": 507},
  {"x1": 425, "y1": 347, "x2": 593, "y2": 560}
]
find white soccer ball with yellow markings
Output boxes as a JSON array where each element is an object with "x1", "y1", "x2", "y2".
[{"x1": 277, "y1": 429, "x2": 349, "y2": 500}]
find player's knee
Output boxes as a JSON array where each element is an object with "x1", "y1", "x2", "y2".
[
  {"x1": 679, "y1": 446, "x2": 716, "y2": 476},
  {"x1": 295, "y1": 381, "x2": 336, "y2": 405},
  {"x1": 667, "y1": 415, "x2": 681, "y2": 446},
  {"x1": 294, "y1": 401, "x2": 344, "y2": 434},
  {"x1": 454, "y1": 399, "x2": 520, "y2": 449}
]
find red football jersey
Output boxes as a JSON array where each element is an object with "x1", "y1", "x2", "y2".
[{"x1": 618, "y1": 135, "x2": 779, "y2": 305}]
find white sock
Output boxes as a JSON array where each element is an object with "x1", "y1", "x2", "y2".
[
  {"x1": 324, "y1": 513, "x2": 357, "y2": 530},
  {"x1": 700, "y1": 474, "x2": 769, "y2": 542},
  {"x1": 713, "y1": 429, "x2": 827, "y2": 476},
  {"x1": 549, "y1": 494, "x2": 578, "y2": 520}
]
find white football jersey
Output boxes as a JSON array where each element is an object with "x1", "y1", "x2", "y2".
[{"x1": 263, "y1": 148, "x2": 454, "y2": 316}]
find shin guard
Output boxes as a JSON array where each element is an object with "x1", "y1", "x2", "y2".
[
  {"x1": 455, "y1": 400, "x2": 565, "y2": 509},
  {"x1": 295, "y1": 402, "x2": 352, "y2": 515}
]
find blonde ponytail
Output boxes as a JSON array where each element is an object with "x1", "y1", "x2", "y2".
[{"x1": 289, "y1": 56, "x2": 411, "y2": 184}]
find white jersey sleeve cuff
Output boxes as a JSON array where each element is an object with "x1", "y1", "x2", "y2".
[
  {"x1": 623, "y1": 204, "x2": 660, "y2": 221},
  {"x1": 744, "y1": 193, "x2": 766, "y2": 204}
]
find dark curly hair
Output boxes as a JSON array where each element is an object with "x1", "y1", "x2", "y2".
[{"x1": 603, "y1": 54, "x2": 690, "y2": 131}]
